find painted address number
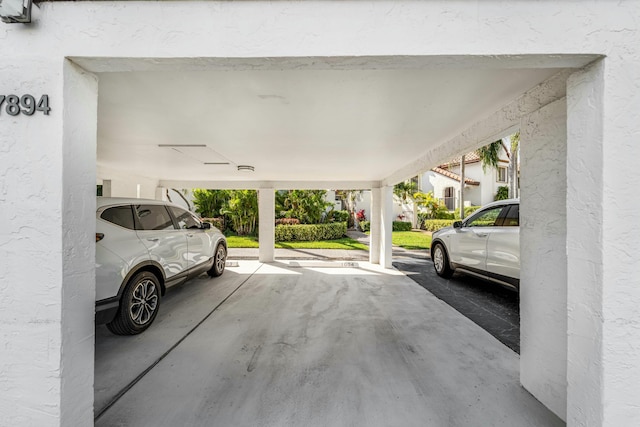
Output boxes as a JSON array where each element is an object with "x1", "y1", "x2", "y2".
[{"x1": 0, "y1": 94, "x2": 51, "y2": 116}]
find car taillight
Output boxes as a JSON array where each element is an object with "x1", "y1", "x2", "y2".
[{"x1": 96, "y1": 233, "x2": 104, "y2": 242}]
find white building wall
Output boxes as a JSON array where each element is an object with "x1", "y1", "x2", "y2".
[
  {"x1": 520, "y1": 98, "x2": 568, "y2": 421},
  {"x1": 97, "y1": 166, "x2": 159, "y2": 199}
]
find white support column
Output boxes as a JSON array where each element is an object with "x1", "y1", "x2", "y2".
[
  {"x1": 369, "y1": 188, "x2": 381, "y2": 265},
  {"x1": 258, "y1": 189, "x2": 275, "y2": 263},
  {"x1": 380, "y1": 185, "x2": 394, "y2": 269},
  {"x1": 520, "y1": 98, "x2": 568, "y2": 421},
  {"x1": 0, "y1": 58, "x2": 97, "y2": 427},
  {"x1": 102, "y1": 179, "x2": 112, "y2": 197},
  {"x1": 60, "y1": 60, "x2": 98, "y2": 426},
  {"x1": 566, "y1": 58, "x2": 640, "y2": 427}
]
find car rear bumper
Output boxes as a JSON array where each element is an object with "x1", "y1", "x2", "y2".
[{"x1": 95, "y1": 297, "x2": 119, "y2": 324}]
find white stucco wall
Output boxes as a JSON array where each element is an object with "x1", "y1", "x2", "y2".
[
  {"x1": 0, "y1": 59, "x2": 97, "y2": 426},
  {"x1": 520, "y1": 98, "x2": 568, "y2": 421},
  {"x1": 1, "y1": 1, "x2": 639, "y2": 426}
]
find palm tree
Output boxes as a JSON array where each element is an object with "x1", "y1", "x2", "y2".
[
  {"x1": 508, "y1": 132, "x2": 520, "y2": 198},
  {"x1": 394, "y1": 180, "x2": 419, "y2": 228},
  {"x1": 476, "y1": 140, "x2": 503, "y2": 172}
]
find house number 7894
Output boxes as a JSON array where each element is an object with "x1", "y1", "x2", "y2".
[{"x1": 0, "y1": 94, "x2": 51, "y2": 116}]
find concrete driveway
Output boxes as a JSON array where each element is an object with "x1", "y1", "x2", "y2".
[{"x1": 95, "y1": 261, "x2": 562, "y2": 427}]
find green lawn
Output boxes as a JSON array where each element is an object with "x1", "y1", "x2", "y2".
[
  {"x1": 227, "y1": 231, "x2": 430, "y2": 251},
  {"x1": 392, "y1": 231, "x2": 432, "y2": 250},
  {"x1": 225, "y1": 235, "x2": 368, "y2": 251}
]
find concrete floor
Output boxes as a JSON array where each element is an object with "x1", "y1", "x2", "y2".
[{"x1": 95, "y1": 261, "x2": 563, "y2": 427}]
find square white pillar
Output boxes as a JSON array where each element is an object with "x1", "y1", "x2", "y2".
[
  {"x1": 520, "y1": 98, "x2": 568, "y2": 421},
  {"x1": 380, "y1": 186, "x2": 394, "y2": 269},
  {"x1": 102, "y1": 179, "x2": 112, "y2": 197},
  {"x1": 0, "y1": 58, "x2": 97, "y2": 427},
  {"x1": 369, "y1": 188, "x2": 381, "y2": 264},
  {"x1": 566, "y1": 58, "x2": 640, "y2": 427},
  {"x1": 258, "y1": 189, "x2": 275, "y2": 263}
]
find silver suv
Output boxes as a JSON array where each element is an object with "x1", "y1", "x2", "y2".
[
  {"x1": 95, "y1": 198, "x2": 227, "y2": 335},
  {"x1": 430, "y1": 199, "x2": 519, "y2": 290}
]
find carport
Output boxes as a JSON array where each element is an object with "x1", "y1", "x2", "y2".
[{"x1": 1, "y1": 2, "x2": 639, "y2": 426}]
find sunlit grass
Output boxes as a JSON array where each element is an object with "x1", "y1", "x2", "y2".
[
  {"x1": 225, "y1": 235, "x2": 368, "y2": 251},
  {"x1": 225, "y1": 235, "x2": 259, "y2": 248},
  {"x1": 392, "y1": 231, "x2": 432, "y2": 250},
  {"x1": 276, "y1": 238, "x2": 368, "y2": 251}
]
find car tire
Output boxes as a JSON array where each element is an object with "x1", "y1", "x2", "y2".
[
  {"x1": 207, "y1": 243, "x2": 226, "y2": 277},
  {"x1": 432, "y1": 242, "x2": 454, "y2": 279},
  {"x1": 107, "y1": 271, "x2": 161, "y2": 335}
]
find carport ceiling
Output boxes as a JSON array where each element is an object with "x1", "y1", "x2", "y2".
[{"x1": 93, "y1": 57, "x2": 567, "y2": 186}]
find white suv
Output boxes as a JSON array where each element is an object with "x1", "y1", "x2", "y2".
[
  {"x1": 430, "y1": 199, "x2": 519, "y2": 290},
  {"x1": 95, "y1": 198, "x2": 227, "y2": 335}
]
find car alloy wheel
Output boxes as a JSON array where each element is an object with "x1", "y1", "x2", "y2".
[
  {"x1": 129, "y1": 278, "x2": 159, "y2": 326},
  {"x1": 432, "y1": 242, "x2": 453, "y2": 278}
]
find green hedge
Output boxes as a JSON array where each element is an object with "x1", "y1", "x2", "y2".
[
  {"x1": 393, "y1": 221, "x2": 412, "y2": 231},
  {"x1": 421, "y1": 219, "x2": 456, "y2": 231},
  {"x1": 275, "y1": 222, "x2": 347, "y2": 242},
  {"x1": 357, "y1": 221, "x2": 413, "y2": 232}
]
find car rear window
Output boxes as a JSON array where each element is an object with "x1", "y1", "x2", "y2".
[
  {"x1": 100, "y1": 205, "x2": 135, "y2": 230},
  {"x1": 135, "y1": 205, "x2": 175, "y2": 231},
  {"x1": 502, "y1": 204, "x2": 519, "y2": 226}
]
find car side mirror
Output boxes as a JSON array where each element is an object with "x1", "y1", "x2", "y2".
[
  {"x1": 453, "y1": 221, "x2": 463, "y2": 229},
  {"x1": 201, "y1": 222, "x2": 211, "y2": 229}
]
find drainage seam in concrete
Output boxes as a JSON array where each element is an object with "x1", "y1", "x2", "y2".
[{"x1": 94, "y1": 264, "x2": 263, "y2": 421}]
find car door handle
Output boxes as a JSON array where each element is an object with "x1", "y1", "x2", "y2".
[
  {"x1": 147, "y1": 238, "x2": 159, "y2": 242},
  {"x1": 475, "y1": 232, "x2": 488, "y2": 238},
  {"x1": 186, "y1": 233, "x2": 194, "y2": 237}
]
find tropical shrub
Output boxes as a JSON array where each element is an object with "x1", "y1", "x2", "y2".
[
  {"x1": 359, "y1": 221, "x2": 371, "y2": 232},
  {"x1": 326, "y1": 210, "x2": 350, "y2": 223},
  {"x1": 202, "y1": 217, "x2": 224, "y2": 231},
  {"x1": 275, "y1": 222, "x2": 347, "y2": 242},
  {"x1": 192, "y1": 189, "x2": 230, "y2": 218},
  {"x1": 495, "y1": 186, "x2": 509, "y2": 201},
  {"x1": 220, "y1": 190, "x2": 258, "y2": 235},
  {"x1": 453, "y1": 205, "x2": 481, "y2": 218},
  {"x1": 275, "y1": 190, "x2": 333, "y2": 224}
]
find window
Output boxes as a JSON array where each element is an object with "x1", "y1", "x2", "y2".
[
  {"x1": 100, "y1": 205, "x2": 135, "y2": 230},
  {"x1": 135, "y1": 205, "x2": 175, "y2": 231},
  {"x1": 502, "y1": 204, "x2": 519, "y2": 226},
  {"x1": 466, "y1": 206, "x2": 503, "y2": 227},
  {"x1": 169, "y1": 206, "x2": 201, "y2": 229},
  {"x1": 497, "y1": 167, "x2": 507, "y2": 183},
  {"x1": 444, "y1": 186, "x2": 455, "y2": 211}
]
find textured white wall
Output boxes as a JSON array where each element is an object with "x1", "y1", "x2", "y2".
[
  {"x1": 0, "y1": 57, "x2": 67, "y2": 427},
  {"x1": 520, "y1": 99, "x2": 568, "y2": 421},
  {"x1": 566, "y1": 60, "x2": 605, "y2": 427},
  {"x1": 0, "y1": 1, "x2": 639, "y2": 426},
  {"x1": 0, "y1": 59, "x2": 97, "y2": 426}
]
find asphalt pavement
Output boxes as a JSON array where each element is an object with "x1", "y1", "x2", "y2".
[{"x1": 392, "y1": 254, "x2": 520, "y2": 354}]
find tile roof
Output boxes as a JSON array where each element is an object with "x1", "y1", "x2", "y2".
[
  {"x1": 441, "y1": 149, "x2": 509, "y2": 168},
  {"x1": 431, "y1": 167, "x2": 480, "y2": 185}
]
